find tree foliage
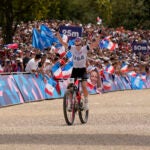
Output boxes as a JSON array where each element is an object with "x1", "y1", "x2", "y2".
[
  {"x1": 111, "y1": 0, "x2": 150, "y2": 29},
  {"x1": 0, "y1": 0, "x2": 149, "y2": 44},
  {"x1": 0, "y1": 0, "x2": 51, "y2": 44}
]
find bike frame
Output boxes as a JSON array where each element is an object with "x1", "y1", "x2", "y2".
[
  {"x1": 63, "y1": 77, "x2": 89, "y2": 125},
  {"x1": 76, "y1": 79, "x2": 82, "y2": 107},
  {"x1": 70, "y1": 78, "x2": 83, "y2": 110}
]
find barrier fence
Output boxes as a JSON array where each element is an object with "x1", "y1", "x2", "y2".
[{"x1": 0, "y1": 72, "x2": 150, "y2": 107}]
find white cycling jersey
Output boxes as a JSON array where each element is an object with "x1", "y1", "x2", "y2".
[{"x1": 70, "y1": 45, "x2": 88, "y2": 68}]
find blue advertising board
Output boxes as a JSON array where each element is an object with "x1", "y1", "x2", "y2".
[
  {"x1": 132, "y1": 42, "x2": 148, "y2": 53},
  {"x1": 0, "y1": 75, "x2": 24, "y2": 107},
  {"x1": 59, "y1": 26, "x2": 82, "y2": 39}
]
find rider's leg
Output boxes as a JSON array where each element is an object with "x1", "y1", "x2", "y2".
[{"x1": 82, "y1": 81, "x2": 89, "y2": 110}]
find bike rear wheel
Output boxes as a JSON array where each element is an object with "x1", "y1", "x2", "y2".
[{"x1": 63, "y1": 90, "x2": 75, "y2": 125}]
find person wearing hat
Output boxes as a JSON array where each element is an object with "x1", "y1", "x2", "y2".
[{"x1": 25, "y1": 53, "x2": 41, "y2": 73}]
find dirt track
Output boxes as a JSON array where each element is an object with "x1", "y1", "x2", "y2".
[{"x1": 0, "y1": 90, "x2": 150, "y2": 150}]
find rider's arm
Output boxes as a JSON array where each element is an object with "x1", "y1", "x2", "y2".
[{"x1": 55, "y1": 32, "x2": 68, "y2": 50}]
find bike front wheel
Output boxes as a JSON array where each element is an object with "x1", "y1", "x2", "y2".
[
  {"x1": 78, "y1": 100, "x2": 89, "y2": 124},
  {"x1": 63, "y1": 90, "x2": 75, "y2": 125}
]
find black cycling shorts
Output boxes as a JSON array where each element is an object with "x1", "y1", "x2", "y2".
[{"x1": 71, "y1": 68, "x2": 88, "y2": 80}]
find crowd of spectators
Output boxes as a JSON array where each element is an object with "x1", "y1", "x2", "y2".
[{"x1": 0, "y1": 19, "x2": 150, "y2": 80}]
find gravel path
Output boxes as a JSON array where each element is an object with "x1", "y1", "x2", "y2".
[{"x1": 0, "y1": 90, "x2": 150, "y2": 150}]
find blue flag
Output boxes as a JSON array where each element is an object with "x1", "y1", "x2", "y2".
[
  {"x1": 40, "y1": 24, "x2": 60, "y2": 45},
  {"x1": 32, "y1": 28, "x2": 51, "y2": 50},
  {"x1": 40, "y1": 24, "x2": 54, "y2": 38}
]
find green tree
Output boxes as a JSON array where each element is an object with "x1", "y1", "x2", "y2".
[
  {"x1": 47, "y1": 0, "x2": 112, "y2": 24},
  {"x1": 0, "y1": 0, "x2": 50, "y2": 44},
  {"x1": 110, "y1": 0, "x2": 150, "y2": 29},
  {"x1": 1, "y1": 0, "x2": 149, "y2": 45}
]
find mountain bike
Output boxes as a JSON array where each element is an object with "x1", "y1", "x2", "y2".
[{"x1": 63, "y1": 78, "x2": 89, "y2": 125}]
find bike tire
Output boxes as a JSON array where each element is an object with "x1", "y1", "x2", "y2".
[
  {"x1": 63, "y1": 90, "x2": 75, "y2": 125},
  {"x1": 78, "y1": 106, "x2": 89, "y2": 124}
]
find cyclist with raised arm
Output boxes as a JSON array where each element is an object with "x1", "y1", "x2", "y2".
[{"x1": 56, "y1": 32, "x2": 93, "y2": 111}]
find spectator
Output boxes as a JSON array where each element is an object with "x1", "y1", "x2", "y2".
[
  {"x1": 3, "y1": 59, "x2": 13, "y2": 72},
  {"x1": 25, "y1": 53, "x2": 41, "y2": 73},
  {"x1": 42, "y1": 59, "x2": 53, "y2": 78},
  {"x1": 23, "y1": 50, "x2": 31, "y2": 70},
  {"x1": 0, "y1": 19, "x2": 149, "y2": 80},
  {"x1": 12, "y1": 58, "x2": 24, "y2": 72}
]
